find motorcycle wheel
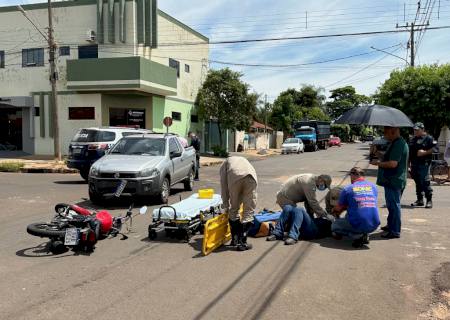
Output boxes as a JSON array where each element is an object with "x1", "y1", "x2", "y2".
[
  {"x1": 49, "y1": 240, "x2": 68, "y2": 254},
  {"x1": 27, "y1": 223, "x2": 66, "y2": 238}
]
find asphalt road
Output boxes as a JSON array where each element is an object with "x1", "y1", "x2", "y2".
[{"x1": 1, "y1": 143, "x2": 449, "y2": 320}]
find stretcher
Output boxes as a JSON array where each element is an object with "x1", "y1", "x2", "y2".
[{"x1": 148, "y1": 193, "x2": 224, "y2": 242}]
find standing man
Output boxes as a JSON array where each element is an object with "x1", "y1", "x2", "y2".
[
  {"x1": 276, "y1": 173, "x2": 332, "y2": 219},
  {"x1": 331, "y1": 167, "x2": 380, "y2": 248},
  {"x1": 189, "y1": 132, "x2": 201, "y2": 181},
  {"x1": 220, "y1": 156, "x2": 258, "y2": 251},
  {"x1": 370, "y1": 126, "x2": 409, "y2": 239},
  {"x1": 409, "y1": 122, "x2": 434, "y2": 208}
]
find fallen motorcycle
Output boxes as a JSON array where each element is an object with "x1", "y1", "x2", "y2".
[{"x1": 26, "y1": 203, "x2": 147, "y2": 254}]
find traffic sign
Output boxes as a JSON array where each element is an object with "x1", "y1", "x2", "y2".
[{"x1": 163, "y1": 116, "x2": 173, "y2": 127}]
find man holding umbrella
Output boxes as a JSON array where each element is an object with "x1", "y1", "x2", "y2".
[
  {"x1": 335, "y1": 104, "x2": 413, "y2": 239},
  {"x1": 370, "y1": 127, "x2": 409, "y2": 239}
]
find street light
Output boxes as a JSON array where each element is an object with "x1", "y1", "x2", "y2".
[{"x1": 370, "y1": 46, "x2": 410, "y2": 66}]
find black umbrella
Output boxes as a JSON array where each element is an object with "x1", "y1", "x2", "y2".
[{"x1": 334, "y1": 104, "x2": 414, "y2": 127}]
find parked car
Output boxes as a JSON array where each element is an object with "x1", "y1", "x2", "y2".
[
  {"x1": 281, "y1": 138, "x2": 305, "y2": 154},
  {"x1": 67, "y1": 127, "x2": 150, "y2": 180},
  {"x1": 362, "y1": 135, "x2": 374, "y2": 142},
  {"x1": 369, "y1": 137, "x2": 390, "y2": 161},
  {"x1": 88, "y1": 133, "x2": 197, "y2": 204},
  {"x1": 328, "y1": 136, "x2": 342, "y2": 147}
]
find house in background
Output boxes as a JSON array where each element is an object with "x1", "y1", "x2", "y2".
[{"x1": 0, "y1": 0, "x2": 209, "y2": 155}]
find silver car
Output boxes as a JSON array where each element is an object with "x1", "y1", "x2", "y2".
[
  {"x1": 281, "y1": 138, "x2": 305, "y2": 154},
  {"x1": 88, "y1": 134, "x2": 196, "y2": 204}
]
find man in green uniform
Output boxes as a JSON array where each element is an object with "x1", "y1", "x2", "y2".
[{"x1": 370, "y1": 126, "x2": 409, "y2": 239}]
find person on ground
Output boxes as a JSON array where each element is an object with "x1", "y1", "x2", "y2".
[
  {"x1": 370, "y1": 126, "x2": 409, "y2": 239},
  {"x1": 267, "y1": 187, "x2": 342, "y2": 245},
  {"x1": 331, "y1": 167, "x2": 380, "y2": 248},
  {"x1": 409, "y1": 122, "x2": 434, "y2": 208},
  {"x1": 220, "y1": 156, "x2": 258, "y2": 251},
  {"x1": 189, "y1": 132, "x2": 201, "y2": 181},
  {"x1": 276, "y1": 173, "x2": 332, "y2": 219}
]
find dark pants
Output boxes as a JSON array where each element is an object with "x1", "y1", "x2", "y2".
[
  {"x1": 195, "y1": 154, "x2": 200, "y2": 179},
  {"x1": 273, "y1": 205, "x2": 318, "y2": 240},
  {"x1": 411, "y1": 163, "x2": 432, "y2": 201},
  {"x1": 385, "y1": 186, "x2": 402, "y2": 236}
]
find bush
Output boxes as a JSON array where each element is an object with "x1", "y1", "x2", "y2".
[
  {"x1": 211, "y1": 145, "x2": 229, "y2": 157},
  {"x1": 0, "y1": 162, "x2": 24, "y2": 172},
  {"x1": 331, "y1": 124, "x2": 351, "y2": 142}
]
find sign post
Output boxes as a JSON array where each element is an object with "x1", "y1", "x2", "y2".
[{"x1": 163, "y1": 116, "x2": 173, "y2": 134}]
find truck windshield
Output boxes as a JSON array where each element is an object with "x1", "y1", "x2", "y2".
[
  {"x1": 110, "y1": 138, "x2": 165, "y2": 156},
  {"x1": 296, "y1": 129, "x2": 314, "y2": 134},
  {"x1": 284, "y1": 138, "x2": 299, "y2": 144}
]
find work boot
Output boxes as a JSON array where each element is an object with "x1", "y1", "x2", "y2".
[
  {"x1": 425, "y1": 199, "x2": 433, "y2": 209},
  {"x1": 284, "y1": 237, "x2": 297, "y2": 245},
  {"x1": 380, "y1": 225, "x2": 389, "y2": 232},
  {"x1": 237, "y1": 222, "x2": 253, "y2": 251},
  {"x1": 352, "y1": 234, "x2": 369, "y2": 248},
  {"x1": 411, "y1": 199, "x2": 424, "y2": 207},
  {"x1": 228, "y1": 219, "x2": 239, "y2": 246}
]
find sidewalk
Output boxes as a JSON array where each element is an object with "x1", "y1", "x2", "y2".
[{"x1": 0, "y1": 149, "x2": 280, "y2": 173}]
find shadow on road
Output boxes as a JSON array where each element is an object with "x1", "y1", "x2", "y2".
[
  {"x1": 311, "y1": 237, "x2": 370, "y2": 251},
  {"x1": 54, "y1": 180, "x2": 87, "y2": 185},
  {"x1": 15, "y1": 242, "x2": 52, "y2": 258}
]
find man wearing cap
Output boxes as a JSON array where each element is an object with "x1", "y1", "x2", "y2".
[
  {"x1": 409, "y1": 122, "x2": 434, "y2": 208},
  {"x1": 276, "y1": 173, "x2": 332, "y2": 219},
  {"x1": 331, "y1": 167, "x2": 380, "y2": 248}
]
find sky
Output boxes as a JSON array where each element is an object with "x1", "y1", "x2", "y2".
[{"x1": 2, "y1": 0, "x2": 450, "y2": 101}]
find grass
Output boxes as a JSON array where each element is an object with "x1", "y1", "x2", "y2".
[{"x1": 0, "y1": 161, "x2": 25, "y2": 172}]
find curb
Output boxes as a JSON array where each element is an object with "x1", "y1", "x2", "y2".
[{"x1": 20, "y1": 167, "x2": 78, "y2": 174}]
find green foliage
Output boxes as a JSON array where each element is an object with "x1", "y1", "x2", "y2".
[
  {"x1": 326, "y1": 86, "x2": 372, "y2": 119},
  {"x1": 331, "y1": 124, "x2": 351, "y2": 142},
  {"x1": 0, "y1": 161, "x2": 24, "y2": 172},
  {"x1": 211, "y1": 145, "x2": 229, "y2": 158},
  {"x1": 375, "y1": 64, "x2": 450, "y2": 137},
  {"x1": 196, "y1": 68, "x2": 258, "y2": 145},
  {"x1": 269, "y1": 85, "x2": 328, "y2": 134}
]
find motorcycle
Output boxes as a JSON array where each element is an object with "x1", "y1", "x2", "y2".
[{"x1": 26, "y1": 203, "x2": 148, "y2": 254}]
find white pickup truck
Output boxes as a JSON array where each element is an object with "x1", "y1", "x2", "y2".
[{"x1": 88, "y1": 133, "x2": 197, "y2": 204}]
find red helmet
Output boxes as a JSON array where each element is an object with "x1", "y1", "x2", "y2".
[{"x1": 95, "y1": 210, "x2": 113, "y2": 234}]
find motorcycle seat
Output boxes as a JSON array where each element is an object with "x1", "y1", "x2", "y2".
[{"x1": 70, "y1": 205, "x2": 92, "y2": 216}]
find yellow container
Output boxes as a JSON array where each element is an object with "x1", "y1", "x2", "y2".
[{"x1": 198, "y1": 189, "x2": 214, "y2": 199}]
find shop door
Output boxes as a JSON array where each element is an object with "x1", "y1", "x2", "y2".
[
  {"x1": 0, "y1": 108, "x2": 22, "y2": 151},
  {"x1": 109, "y1": 108, "x2": 146, "y2": 128}
]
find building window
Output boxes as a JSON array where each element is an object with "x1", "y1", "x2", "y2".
[
  {"x1": 69, "y1": 107, "x2": 95, "y2": 120},
  {"x1": 185, "y1": 64, "x2": 190, "y2": 73},
  {"x1": 172, "y1": 112, "x2": 181, "y2": 121},
  {"x1": 169, "y1": 58, "x2": 180, "y2": 78},
  {"x1": 0, "y1": 51, "x2": 4, "y2": 68},
  {"x1": 34, "y1": 107, "x2": 40, "y2": 117},
  {"x1": 59, "y1": 46, "x2": 70, "y2": 56},
  {"x1": 109, "y1": 108, "x2": 146, "y2": 128},
  {"x1": 78, "y1": 45, "x2": 98, "y2": 59},
  {"x1": 190, "y1": 114, "x2": 198, "y2": 123},
  {"x1": 22, "y1": 48, "x2": 44, "y2": 67}
]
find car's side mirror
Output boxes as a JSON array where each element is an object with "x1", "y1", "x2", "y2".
[{"x1": 170, "y1": 151, "x2": 182, "y2": 159}]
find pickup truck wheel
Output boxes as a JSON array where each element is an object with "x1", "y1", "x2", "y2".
[
  {"x1": 79, "y1": 168, "x2": 89, "y2": 181},
  {"x1": 184, "y1": 169, "x2": 194, "y2": 191},
  {"x1": 159, "y1": 177, "x2": 170, "y2": 204},
  {"x1": 89, "y1": 190, "x2": 103, "y2": 205}
]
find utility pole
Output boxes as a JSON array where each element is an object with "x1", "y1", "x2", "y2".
[
  {"x1": 18, "y1": 2, "x2": 60, "y2": 160},
  {"x1": 410, "y1": 23, "x2": 415, "y2": 67},
  {"x1": 48, "y1": 0, "x2": 61, "y2": 161},
  {"x1": 264, "y1": 94, "x2": 268, "y2": 134},
  {"x1": 396, "y1": 22, "x2": 428, "y2": 67}
]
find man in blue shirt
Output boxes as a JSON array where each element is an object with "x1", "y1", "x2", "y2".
[{"x1": 331, "y1": 167, "x2": 380, "y2": 248}]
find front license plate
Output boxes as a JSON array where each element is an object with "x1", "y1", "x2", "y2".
[
  {"x1": 64, "y1": 228, "x2": 79, "y2": 246},
  {"x1": 114, "y1": 179, "x2": 128, "y2": 197},
  {"x1": 72, "y1": 148, "x2": 82, "y2": 155}
]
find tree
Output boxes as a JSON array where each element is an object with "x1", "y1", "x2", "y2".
[
  {"x1": 269, "y1": 93, "x2": 299, "y2": 136},
  {"x1": 326, "y1": 86, "x2": 372, "y2": 120},
  {"x1": 375, "y1": 64, "x2": 450, "y2": 138},
  {"x1": 196, "y1": 68, "x2": 258, "y2": 146}
]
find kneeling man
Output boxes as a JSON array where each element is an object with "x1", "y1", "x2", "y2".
[{"x1": 332, "y1": 167, "x2": 380, "y2": 248}]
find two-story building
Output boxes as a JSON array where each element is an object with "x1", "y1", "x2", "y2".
[{"x1": 0, "y1": 0, "x2": 209, "y2": 155}]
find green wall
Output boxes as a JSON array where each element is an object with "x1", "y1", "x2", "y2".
[{"x1": 152, "y1": 96, "x2": 199, "y2": 137}]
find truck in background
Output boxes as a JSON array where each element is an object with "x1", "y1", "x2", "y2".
[{"x1": 293, "y1": 120, "x2": 331, "y2": 151}]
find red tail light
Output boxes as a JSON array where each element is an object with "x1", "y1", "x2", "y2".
[{"x1": 88, "y1": 144, "x2": 108, "y2": 150}]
